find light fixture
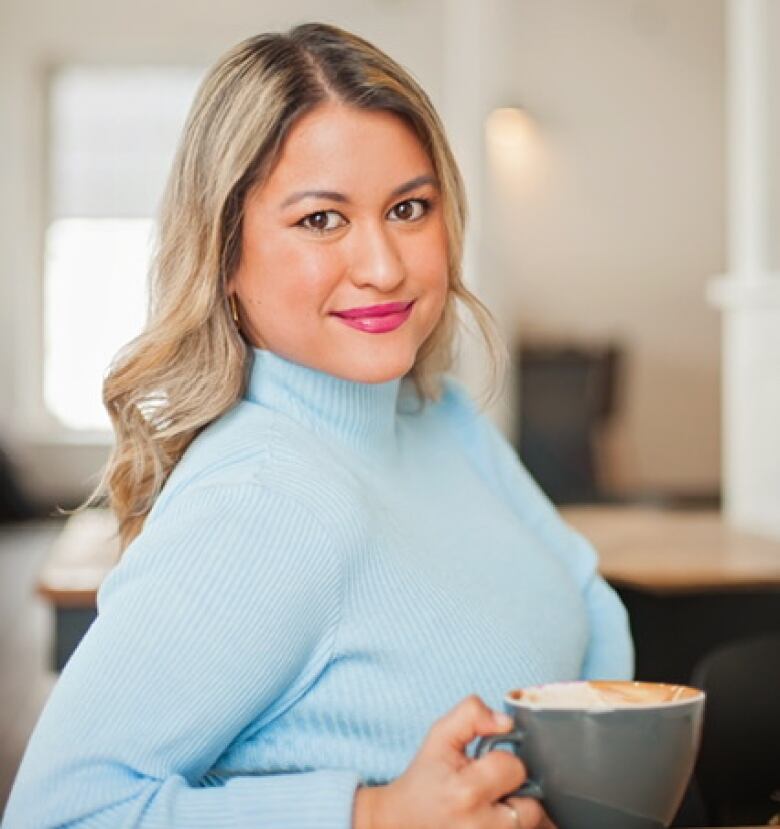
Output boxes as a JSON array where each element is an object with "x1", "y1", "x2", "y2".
[
  {"x1": 485, "y1": 105, "x2": 548, "y2": 194},
  {"x1": 485, "y1": 106, "x2": 537, "y2": 153}
]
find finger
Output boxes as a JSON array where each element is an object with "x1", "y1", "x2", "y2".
[
  {"x1": 503, "y1": 796, "x2": 557, "y2": 829},
  {"x1": 423, "y1": 695, "x2": 512, "y2": 760},
  {"x1": 459, "y1": 748, "x2": 528, "y2": 804}
]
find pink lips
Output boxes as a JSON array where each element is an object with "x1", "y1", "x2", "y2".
[
  {"x1": 333, "y1": 301, "x2": 414, "y2": 319},
  {"x1": 331, "y1": 300, "x2": 415, "y2": 334}
]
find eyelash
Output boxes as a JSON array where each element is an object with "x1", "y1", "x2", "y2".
[{"x1": 296, "y1": 197, "x2": 433, "y2": 235}]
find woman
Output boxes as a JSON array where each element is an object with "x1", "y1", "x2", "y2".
[{"x1": 3, "y1": 22, "x2": 633, "y2": 829}]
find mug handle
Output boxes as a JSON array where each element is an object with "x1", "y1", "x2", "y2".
[{"x1": 474, "y1": 729, "x2": 544, "y2": 800}]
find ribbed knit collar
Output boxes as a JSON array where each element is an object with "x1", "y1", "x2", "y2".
[{"x1": 244, "y1": 347, "x2": 421, "y2": 455}]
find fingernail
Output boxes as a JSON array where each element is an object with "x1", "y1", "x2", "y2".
[{"x1": 494, "y1": 712, "x2": 513, "y2": 729}]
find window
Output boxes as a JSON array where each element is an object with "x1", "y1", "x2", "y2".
[{"x1": 44, "y1": 66, "x2": 204, "y2": 431}]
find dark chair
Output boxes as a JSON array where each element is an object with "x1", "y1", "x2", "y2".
[
  {"x1": 689, "y1": 632, "x2": 780, "y2": 826},
  {"x1": 514, "y1": 343, "x2": 622, "y2": 504}
]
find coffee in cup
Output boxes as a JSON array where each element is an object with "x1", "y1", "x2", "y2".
[{"x1": 475, "y1": 680, "x2": 705, "y2": 829}]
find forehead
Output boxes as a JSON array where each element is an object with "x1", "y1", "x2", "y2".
[{"x1": 257, "y1": 102, "x2": 433, "y2": 198}]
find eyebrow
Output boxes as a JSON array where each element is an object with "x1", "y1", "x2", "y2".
[{"x1": 279, "y1": 174, "x2": 439, "y2": 209}]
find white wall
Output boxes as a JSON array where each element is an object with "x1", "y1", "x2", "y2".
[
  {"x1": 0, "y1": 0, "x2": 447, "y2": 504},
  {"x1": 768, "y1": 0, "x2": 780, "y2": 273},
  {"x1": 0, "y1": 0, "x2": 727, "y2": 504},
  {"x1": 489, "y1": 0, "x2": 726, "y2": 494}
]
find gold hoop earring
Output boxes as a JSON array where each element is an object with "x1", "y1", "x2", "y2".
[{"x1": 229, "y1": 294, "x2": 239, "y2": 324}]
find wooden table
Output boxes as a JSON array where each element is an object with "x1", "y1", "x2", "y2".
[
  {"x1": 35, "y1": 509, "x2": 120, "y2": 669},
  {"x1": 560, "y1": 504, "x2": 780, "y2": 685},
  {"x1": 36, "y1": 505, "x2": 780, "y2": 675},
  {"x1": 40, "y1": 505, "x2": 780, "y2": 602},
  {"x1": 36, "y1": 509, "x2": 120, "y2": 607},
  {"x1": 561, "y1": 504, "x2": 780, "y2": 593}
]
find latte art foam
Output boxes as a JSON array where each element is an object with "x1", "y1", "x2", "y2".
[{"x1": 508, "y1": 680, "x2": 701, "y2": 710}]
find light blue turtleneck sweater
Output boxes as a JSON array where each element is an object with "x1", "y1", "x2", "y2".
[{"x1": 3, "y1": 348, "x2": 633, "y2": 829}]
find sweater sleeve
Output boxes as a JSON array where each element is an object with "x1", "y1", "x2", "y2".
[
  {"x1": 2, "y1": 484, "x2": 360, "y2": 829},
  {"x1": 442, "y1": 377, "x2": 635, "y2": 682}
]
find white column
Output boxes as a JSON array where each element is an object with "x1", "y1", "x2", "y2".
[
  {"x1": 441, "y1": 0, "x2": 514, "y2": 433},
  {"x1": 707, "y1": 0, "x2": 780, "y2": 538},
  {"x1": 726, "y1": 0, "x2": 771, "y2": 276}
]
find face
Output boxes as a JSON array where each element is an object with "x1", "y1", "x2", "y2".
[{"x1": 228, "y1": 101, "x2": 449, "y2": 383}]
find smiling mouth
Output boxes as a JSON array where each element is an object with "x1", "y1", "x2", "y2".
[
  {"x1": 332, "y1": 300, "x2": 415, "y2": 320},
  {"x1": 331, "y1": 301, "x2": 415, "y2": 334}
]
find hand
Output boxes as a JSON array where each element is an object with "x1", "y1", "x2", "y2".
[{"x1": 353, "y1": 694, "x2": 557, "y2": 829}]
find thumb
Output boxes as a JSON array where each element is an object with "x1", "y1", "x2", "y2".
[{"x1": 421, "y1": 695, "x2": 513, "y2": 763}]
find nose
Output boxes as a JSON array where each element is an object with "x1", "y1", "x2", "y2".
[{"x1": 348, "y1": 220, "x2": 406, "y2": 291}]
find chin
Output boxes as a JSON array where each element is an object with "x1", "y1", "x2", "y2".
[{"x1": 337, "y1": 352, "x2": 415, "y2": 385}]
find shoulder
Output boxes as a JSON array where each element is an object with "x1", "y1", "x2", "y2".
[
  {"x1": 431, "y1": 373, "x2": 495, "y2": 452},
  {"x1": 420, "y1": 372, "x2": 481, "y2": 429},
  {"x1": 148, "y1": 401, "x2": 274, "y2": 515},
  {"x1": 147, "y1": 401, "x2": 361, "y2": 546},
  {"x1": 433, "y1": 373, "x2": 538, "y2": 499},
  {"x1": 438, "y1": 372, "x2": 477, "y2": 410},
  {"x1": 109, "y1": 475, "x2": 346, "y2": 610},
  {"x1": 98, "y1": 478, "x2": 345, "y2": 653}
]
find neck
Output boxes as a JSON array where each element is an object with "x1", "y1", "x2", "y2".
[{"x1": 243, "y1": 348, "x2": 421, "y2": 456}]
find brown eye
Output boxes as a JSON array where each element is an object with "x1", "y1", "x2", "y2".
[
  {"x1": 389, "y1": 198, "x2": 430, "y2": 222},
  {"x1": 298, "y1": 210, "x2": 347, "y2": 234}
]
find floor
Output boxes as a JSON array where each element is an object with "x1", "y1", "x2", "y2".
[{"x1": 0, "y1": 519, "x2": 63, "y2": 813}]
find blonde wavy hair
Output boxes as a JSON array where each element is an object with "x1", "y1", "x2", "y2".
[{"x1": 83, "y1": 21, "x2": 508, "y2": 551}]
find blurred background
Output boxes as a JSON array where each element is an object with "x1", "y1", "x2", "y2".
[
  {"x1": 0, "y1": 0, "x2": 728, "y2": 512},
  {"x1": 1, "y1": 0, "x2": 779, "y2": 825}
]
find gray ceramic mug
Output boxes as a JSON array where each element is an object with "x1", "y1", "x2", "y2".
[{"x1": 474, "y1": 680, "x2": 705, "y2": 829}]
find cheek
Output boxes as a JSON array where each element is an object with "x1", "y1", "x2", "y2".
[
  {"x1": 409, "y1": 223, "x2": 449, "y2": 291},
  {"x1": 243, "y1": 233, "x2": 344, "y2": 309}
]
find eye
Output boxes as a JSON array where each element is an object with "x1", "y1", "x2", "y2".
[
  {"x1": 297, "y1": 210, "x2": 348, "y2": 234},
  {"x1": 388, "y1": 198, "x2": 431, "y2": 222}
]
